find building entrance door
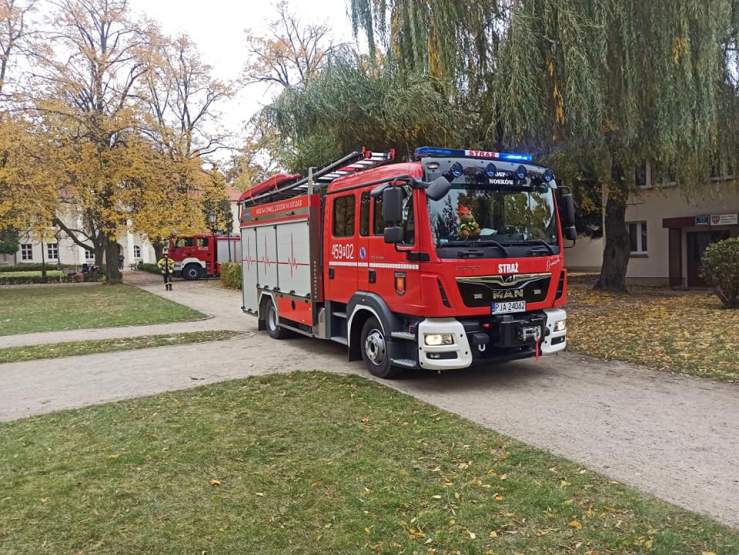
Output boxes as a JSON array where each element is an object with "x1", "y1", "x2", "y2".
[{"x1": 686, "y1": 230, "x2": 731, "y2": 287}]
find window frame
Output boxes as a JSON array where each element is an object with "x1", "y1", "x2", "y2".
[
  {"x1": 46, "y1": 242, "x2": 59, "y2": 261},
  {"x1": 628, "y1": 221, "x2": 648, "y2": 256},
  {"x1": 332, "y1": 194, "x2": 356, "y2": 238},
  {"x1": 359, "y1": 191, "x2": 370, "y2": 236},
  {"x1": 84, "y1": 248, "x2": 94, "y2": 261},
  {"x1": 20, "y1": 243, "x2": 33, "y2": 261},
  {"x1": 133, "y1": 245, "x2": 141, "y2": 258}
]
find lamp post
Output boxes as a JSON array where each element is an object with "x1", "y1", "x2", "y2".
[{"x1": 207, "y1": 211, "x2": 218, "y2": 265}]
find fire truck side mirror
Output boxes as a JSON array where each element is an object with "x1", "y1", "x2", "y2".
[
  {"x1": 559, "y1": 192, "x2": 576, "y2": 227},
  {"x1": 382, "y1": 187, "x2": 403, "y2": 225},
  {"x1": 425, "y1": 176, "x2": 451, "y2": 201},
  {"x1": 384, "y1": 226, "x2": 404, "y2": 244},
  {"x1": 564, "y1": 225, "x2": 578, "y2": 242}
]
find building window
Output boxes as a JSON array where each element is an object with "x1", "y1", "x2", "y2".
[
  {"x1": 635, "y1": 161, "x2": 676, "y2": 188},
  {"x1": 47, "y1": 242, "x2": 59, "y2": 260},
  {"x1": 85, "y1": 249, "x2": 94, "y2": 260},
  {"x1": 133, "y1": 245, "x2": 141, "y2": 258},
  {"x1": 332, "y1": 194, "x2": 355, "y2": 237},
  {"x1": 20, "y1": 243, "x2": 33, "y2": 261},
  {"x1": 628, "y1": 221, "x2": 648, "y2": 255}
]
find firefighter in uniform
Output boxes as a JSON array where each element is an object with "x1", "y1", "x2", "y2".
[{"x1": 157, "y1": 252, "x2": 175, "y2": 291}]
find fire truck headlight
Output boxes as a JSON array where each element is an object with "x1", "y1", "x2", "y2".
[
  {"x1": 554, "y1": 320, "x2": 566, "y2": 332},
  {"x1": 424, "y1": 333, "x2": 455, "y2": 346}
]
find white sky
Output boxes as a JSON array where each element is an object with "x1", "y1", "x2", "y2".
[{"x1": 128, "y1": 0, "x2": 358, "y2": 145}]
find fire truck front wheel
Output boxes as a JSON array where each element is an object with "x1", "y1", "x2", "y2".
[
  {"x1": 182, "y1": 263, "x2": 202, "y2": 281},
  {"x1": 360, "y1": 316, "x2": 399, "y2": 379}
]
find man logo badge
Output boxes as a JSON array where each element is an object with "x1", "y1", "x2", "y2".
[{"x1": 498, "y1": 262, "x2": 519, "y2": 274}]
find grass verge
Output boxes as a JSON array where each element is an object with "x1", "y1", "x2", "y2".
[
  {"x1": 0, "y1": 330, "x2": 240, "y2": 364},
  {"x1": 1, "y1": 372, "x2": 736, "y2": 553},
  {"x1": 0, "y1": 284, "x2": 205, "y2": 336},
  {"x1": 567, "y1": 285, "x2": 739, "y2": 382}
]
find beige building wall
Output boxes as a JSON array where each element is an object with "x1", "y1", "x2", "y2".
[{"x1": 567, "y1": 180, "x2": 739, "y2": 287}]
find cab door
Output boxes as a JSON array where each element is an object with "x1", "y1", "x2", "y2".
[
  {"x1": 356, "y1": 190, "x2": 372, "y2": 291},
  {"x1": 324, "y1": 192, "x2": 358, "y2": 303},
  {"x1": 367, "y1": 187, "x2": 421, "y2": 310}
]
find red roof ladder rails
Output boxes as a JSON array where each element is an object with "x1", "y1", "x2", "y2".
[{"x1": 243, "y1": 148, "x2": 397, "y2": 206}]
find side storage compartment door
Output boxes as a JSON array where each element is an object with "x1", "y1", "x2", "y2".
[
  {"x1": 276, "y1": 221, "x2": 311, "y2": 297},
  {"x1": 241, "y1": 227, "x2": 258, "y2": 312},
  {"x1": 256, "y1": 225, "x2": 278, "y2": 291}
]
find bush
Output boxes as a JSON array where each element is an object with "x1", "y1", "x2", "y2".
[
  {"x1": 220, "y1": 262, "x2": 242, "y2": 290},
  {"x1": 137, "y1": 262, "x2": 161, "y2": 275},
  {"x1": 0, "y1": 273, "x2": 74, "y2": 285},
  {"x1": 0, "y1": 263, "x2": 75, "y2": 273},
  {"x1": 701, "y1": 237, "x2": 739, "y2": 308}
]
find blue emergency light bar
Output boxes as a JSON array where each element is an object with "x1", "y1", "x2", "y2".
[{"x1": 415, "y1": 146, "x2": 533, "y2": 162}]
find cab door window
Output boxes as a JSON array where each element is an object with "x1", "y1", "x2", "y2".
[
  {"x1": 333, "y1": 194, "x2": 355, "y2": 237},
  {"x1": 372, "y1": 189, "x2": 414, "y2": 245}
]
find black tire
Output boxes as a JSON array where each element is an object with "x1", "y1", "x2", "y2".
[
  {"x1": 360, "y1": 316, "x2": 400, "y2": 378},
  {"x1": 182, "y1": 263, "x2": 201, "y2": 281},
  {"x1": 264, "y1": 299, "x2": 288, "y2": 340}
]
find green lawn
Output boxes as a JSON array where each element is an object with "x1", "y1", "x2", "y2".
[
  {"x1": 1, "y1": 372, "x2": 735, "y2": 554},
  {"x1": 0, "y1": 285, "x2": 205, "y2": 336},
  {"x1": 0, "y1": 330, "x2": 240, "y2": 363}
]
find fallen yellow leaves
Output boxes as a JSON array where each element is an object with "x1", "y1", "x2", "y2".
[
  {"x1": 209, "y1": 479, "x2": 220, "y2": 486},
  {"x1": 567, "y1": 285, "x2": 739, "y2": 382},
  {"x1": 569, "y1": 519, "x2": 583, "y2": 529}
]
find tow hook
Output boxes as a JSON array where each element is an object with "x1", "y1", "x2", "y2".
[
  {"x1": 471, "y1": 332, "x2": 489, "y2": 353},
  {"x1": 520, "y1": 326, "x2": 542, "y2": 342}
]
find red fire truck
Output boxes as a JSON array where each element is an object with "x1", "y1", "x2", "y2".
[
  {"x1": 167, "y1": 234, "x2": 241, "y2": 280},
  {"x1": 239, "y1": 147, "x2": 576, "y2": 378}
]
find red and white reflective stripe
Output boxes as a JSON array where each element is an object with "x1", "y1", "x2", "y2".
[{"x1": 328, "y1": 261, "x2": 419, "y2": 270}]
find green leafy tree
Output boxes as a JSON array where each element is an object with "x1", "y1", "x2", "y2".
[{"x1": 351, "y1": 0, "x2": 739, "y2": 292}]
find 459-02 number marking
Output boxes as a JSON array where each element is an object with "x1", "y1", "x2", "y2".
[{"x1": 331, "y1": 243, "x2": 355, "y2": 260}]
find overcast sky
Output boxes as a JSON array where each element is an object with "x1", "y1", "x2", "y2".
[{"x1": 127, "y1": 0, "x2": 357, "y2": 145}]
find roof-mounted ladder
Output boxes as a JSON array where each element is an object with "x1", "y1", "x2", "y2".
[{"x1": 244, "y1": 148, "x2": 396, "y2": 205}]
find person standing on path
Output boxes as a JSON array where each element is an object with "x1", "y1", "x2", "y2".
[{"x1": 157, "y1": 252, "x2": 175, "y2": 291}]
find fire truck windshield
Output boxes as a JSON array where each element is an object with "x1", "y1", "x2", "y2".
[{"x1": 427, "y1": 183, "x2": 558, "y2": 253}]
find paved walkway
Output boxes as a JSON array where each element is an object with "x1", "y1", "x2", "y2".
[{"x1": 1, "y1": 278, "x2": 737, "y2": 528}]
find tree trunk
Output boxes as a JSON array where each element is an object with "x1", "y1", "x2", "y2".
[
  {"x1": 40, "y1": 240, "x2": 48, "y2": 283},
  {"x1": 153, "y1": 240, "x2": 165, "y2": 262},
  {"x1": 594, "y1": 181, "x2": 630, "y2": 292},
  {"x1": 103, "y1": 236, "x2": 122, "y2": 284}
]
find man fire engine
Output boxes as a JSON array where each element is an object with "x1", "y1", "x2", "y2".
[{"x1": 239, "y1": 147, "x2": 576, "y2": 378}]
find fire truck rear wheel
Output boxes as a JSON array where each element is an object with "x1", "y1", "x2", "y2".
[
  {"x1": 265, "y1": 299, "x2": 288, "y2": 340},
  {"x1": 182, "y1": 263, "x2": 202, "y2": 281},
  {"x1": 360, "y1": 316, "x2": 399, "y2": 379}
]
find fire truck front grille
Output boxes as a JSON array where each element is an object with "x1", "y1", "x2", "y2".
[{"x1": 456, "y1": 273, "x2": 551, "y2": 307}]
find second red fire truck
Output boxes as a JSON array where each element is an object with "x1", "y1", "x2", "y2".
[
  {"x1": 239, "y1": 147, "x2": 576, "y2": 378},
  {"x1": 167, "y1": 234, "x2": 241, "y2": 280}
]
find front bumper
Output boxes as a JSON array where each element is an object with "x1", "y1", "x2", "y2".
[{"x1": 415, "y1": 309, "x2": 567, "y2": 371}]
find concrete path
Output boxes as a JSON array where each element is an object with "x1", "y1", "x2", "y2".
[{"x1": 1, "y1": 279, "x2": 737, "y2": 528}]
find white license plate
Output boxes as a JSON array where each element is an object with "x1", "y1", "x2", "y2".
[{"x1": 492, "y1": 300, "x2": 527, "y2": 315}]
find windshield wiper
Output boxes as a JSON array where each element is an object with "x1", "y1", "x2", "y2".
[
  {"x1": 502, "y1": 240, "x2": 556, "y2": 255},
  {"x1": 441, "y1": 240, "x2": 510, "y2": 257}
]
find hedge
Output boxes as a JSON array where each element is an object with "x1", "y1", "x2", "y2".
[
  {"x1": 0, "y1": 263, "x2": 76, "y2": 273},
  {"x1": 0, "y1": 273, "x2": 79, "y2": 285},
  {"x1": 137, "y1": 262, "x2": 161, "y2": 275},
  {"x1": 220, "y1": 262, "x2": 242, "y2": 290}
]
